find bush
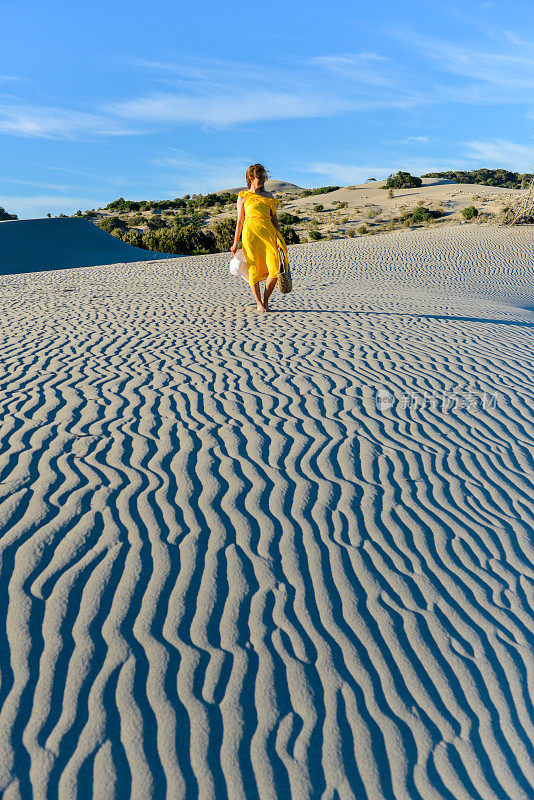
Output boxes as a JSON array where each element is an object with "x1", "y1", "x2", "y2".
[
  {"x1": 211, "y1": 217, "x2": 237, "y2": 251},
  {"x1": 278, "y1": 212, "x2": 299, "y2": 225},
  {"x1": 145, "y1": 216, "x2": 167, "y2": 231},
  {"x1": 346, "y1": 228, "x2": 356, "y2": 237},
  {"x1": 313, "y1": 204, "x2": 324, "y2": 212},
  {"x1": 122, "y1": 229, "x2": 145, "y2": 248},
  {"x1": 421, "y1": 168, "x2": 533, "y2": 190},
  {"x1": 142, "y1": 224, "x2": 216, "y2": 255},
  {"x1": 310, "y1": 186, "x2": 340, "y2": 195},
  {"x1": 461, "y1": 205, "x2": 479, "y2": 220},
  {"x1": 401, "y1": 206, "x2": 444, "y2": 224},
  {"x1": 280, "y1": 225, "x2": 300, "y2": 244},
  {"x1": 128, "y1": 214, "x2": 146, "y2": 226},
  {"x1": 309, "y1": 230, "x2": 323, "y2": 240},
  {"x1": 0, "y1": 207, "x2": 17, "y2": 220},
  {"x1": 357, "y1": 225, "x2": 367, "y2": 235},
  {"x1": 385, "y1": 171, "x2": 422, "y2": 189},
  {"x1": 98, "y1": 216, "x2": 128, "y2": 233}
]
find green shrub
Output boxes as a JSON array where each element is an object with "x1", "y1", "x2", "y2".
[
  {"x1": 402, "y1": 206, "x2": 444, "y2": 224},
  {"x1": 421, "y1": 168, "x2": 532, "y2": 190},
  {"x1": 280, "y1": 225, "x2": 300, "y2": 244},
  {"x1": 309, "y1": 230, "x2": 323, "y2": 240},
  {"x1": 210, "y1": 217, "x2": 237, "y2": 251},
  {"x1": 346, "y1": 228, "x2": 356, "y2": 237},
  {"x1": 461, "y1": 205, "x2": 479, "y2": 220},
  {"x1": 310, "y1": 186, "x2": 340, "y2": 195},
  {"x1": 122, "y1": 229, "x2": 145, "y2": 248},
  {"x1": 278, "y1": 212, "x2": 299, "y2": 225},
  {"x1": 386, "y1": 171, "x2": 422, "y2": 189},
  {"x1": 145, "y1": 216, "x2": 167, "y2": 231},
  {"x1": 98, "y1": 216, "x2": 128, "y2": 233},
  {"x1": 357, "y1": 225, "x2": 367, "y2": 235},
  {"x1": 142, "y1": 224, "x2": 216, "y2": 255},
  {"x1": 313, "y1": 204, "x2": 324, "y2": 212},
  {"x1": 0, "y1": 207, "x2": 17, "y2": 220},
  {"x1": 129, "y1": 214, "x2": 146, "y2": 226}
]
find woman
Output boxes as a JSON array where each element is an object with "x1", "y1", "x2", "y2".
[{"x1": 230, "y1": 164, "x2": 288, "y2": 313}]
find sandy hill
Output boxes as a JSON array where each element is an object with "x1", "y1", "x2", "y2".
[
  {"x1": 217, "y1": 179, "x2": 305, "y2": 195},
  {"x1": 0, "y1": 217, "x2": 175, "y2": 275}
]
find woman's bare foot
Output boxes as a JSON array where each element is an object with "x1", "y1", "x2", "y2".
[
  {"x1": 256, "y1": 303, "x2": 267, "y2": 313},
  {"x1": 263, "y1": 299, "x2": 273, "y2": 312}
]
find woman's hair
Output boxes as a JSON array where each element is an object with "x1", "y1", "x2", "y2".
[{"x1": 246, "y1": 163, "x2": 268, "y2": 188}]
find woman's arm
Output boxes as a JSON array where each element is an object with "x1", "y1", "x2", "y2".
[{"x1": 231, "y1": 196, "x2": 245, "y2": 254}]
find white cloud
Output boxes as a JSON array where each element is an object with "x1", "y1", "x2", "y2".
[
  {"x1": 464, "y1": 139, "x2": 534, "y2": 170},
  {"x1": 0, "y1": 103, "x2": 139, "y2": 139},
  {"x1": 311, "y1": 52, "x2": 395, "y2": 84},
  {"x1": 109, "y1": 52, "x2": 427, "y2": 128},
  {"x1": 110, "y1": 89, "x2": 353, "y2": 127},
  {"x1": 397, "y1": 30, "x2": 534, "y2": 95}
]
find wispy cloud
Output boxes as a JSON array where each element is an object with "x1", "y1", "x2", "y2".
[
  {"x1": 464, "y1": 139, "x2": 534, "y2": 170},
  {"x1": 109, "y1": 53, "x2": 425, "y2": 128},
  {"x1": 0, "y1": 103, "x2": 139, "y2": 139},
  {"x1": 110, "y1": 90, "x2": 353, "y2": 127},
  {"x1": 396, "y1": 29, "x2": 534, "y2": 97},
  {"x1": 0, "y1": 75, "x2": 29, "y2": 84}
]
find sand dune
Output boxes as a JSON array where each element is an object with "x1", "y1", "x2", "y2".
[
  {"x1": 218, "y1": 179, "x2": 305, "y2": 195},
  {"x1": 0, "y1": 224, "x2": 533, "y2": 799},
  {"x1": 0, "y1": 217, "x2": 172, "y2": 276}
]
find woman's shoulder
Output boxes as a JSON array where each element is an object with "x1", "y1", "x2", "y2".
[{"x1": 237, "y1": 189, "x2": 248, "y2": 198}]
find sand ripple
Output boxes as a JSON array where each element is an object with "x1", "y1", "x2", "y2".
[{"x1": 0, "y1": 225, "x2": 533, "y2": 799}]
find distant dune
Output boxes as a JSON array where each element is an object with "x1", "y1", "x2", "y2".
[
  {"x1": 217, "y1": 179, "x2": 306, "y2": 194},
  {"x1": 0, "y1": 217, "x2": 174, "y2": 276}
]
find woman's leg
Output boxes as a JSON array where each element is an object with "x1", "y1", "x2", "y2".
[
  {"x1": 263, "y1": 275, "x2": 277, "y2": 310},
  {"x1": 250, "y1": 281, "x2": 266, "y2": 312}
]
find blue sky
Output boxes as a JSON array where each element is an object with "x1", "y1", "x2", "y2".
[{"x1": 2, "y1": 0, "x2": 534, "y2": 218}]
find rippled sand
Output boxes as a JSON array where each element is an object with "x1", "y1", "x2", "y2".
[{"x1": 0, "y1": 224, "x2": 533, "y2": 799}]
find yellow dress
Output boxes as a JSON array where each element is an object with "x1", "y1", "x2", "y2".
[{"x1": 238, "y1": 190, "x2": 289, "y2": 286}]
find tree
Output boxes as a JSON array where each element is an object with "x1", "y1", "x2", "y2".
[
  {"x1": 0, "y1": 207, "x2": 17, "y2": 220},
  {"x1": 386, "y1": 171, "x2": 422, "y2": 189}
]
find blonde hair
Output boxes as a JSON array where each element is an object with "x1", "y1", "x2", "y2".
[{"x1": 246, "y1": 163, "x2": 268, "y2": 188}]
